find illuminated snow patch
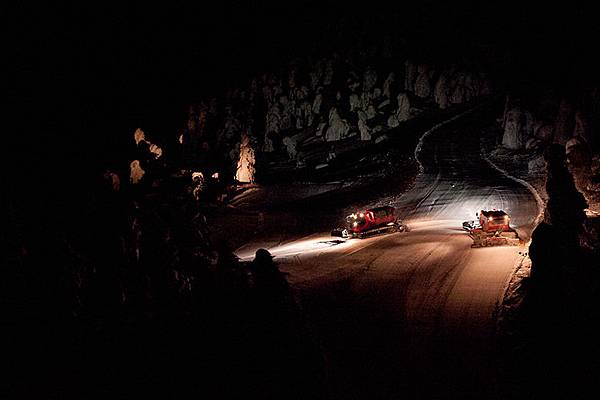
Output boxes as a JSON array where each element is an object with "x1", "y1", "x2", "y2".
[{"x1": 236, "y1": 235, "x2": 353, "y2": 261}]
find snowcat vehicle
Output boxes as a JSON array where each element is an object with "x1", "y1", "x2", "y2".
[
  {"x1": 462, "y1": 209, "x2": 520, "y2": 247},
  {"x1": 331, "y1": 205, "x2": 408, "y2": 239}
]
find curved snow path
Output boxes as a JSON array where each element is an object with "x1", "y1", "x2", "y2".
[{"x1": 236, "y1": 108, "x2": 538, "y2": 399}]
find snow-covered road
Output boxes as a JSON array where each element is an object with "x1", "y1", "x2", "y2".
[{"x1": 236, "y1": 109, "x2": 539, "y2": 399}]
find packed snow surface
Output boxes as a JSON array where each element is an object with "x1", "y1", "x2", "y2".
[{"x1": 236, "y1": 109, "x2": 538, "y2": 398}]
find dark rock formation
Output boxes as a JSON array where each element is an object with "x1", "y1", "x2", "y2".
[{"x1": 544, "y1": 144, "x2": 588, "y2": 247}]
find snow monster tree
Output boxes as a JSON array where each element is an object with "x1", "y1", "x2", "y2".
[{"x1": 235, "y1": 130, "x2": 256, "y2": 183}]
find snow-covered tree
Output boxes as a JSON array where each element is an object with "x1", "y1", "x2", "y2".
[
  {"x1": 130, "y1": 160, "x2": 145, "y2": 184},
  {"x1": 235, "y1": 131, "x2": 256, "y2": 183}
]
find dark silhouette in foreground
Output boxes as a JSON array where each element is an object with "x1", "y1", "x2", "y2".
[
  {"x1": 4, "y1": 172, "x2": 325, "y2": 399},
  {"x1": 504, "y1": 144, "x2": 599, "y2": 398}
]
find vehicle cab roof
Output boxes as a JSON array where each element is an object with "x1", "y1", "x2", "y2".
[
  {"x1": 366, "y1": 205, "x2": 395, "y2": 213},
  {"x1": 481, "y1": 210, "x2": 508, "y2": 218}
]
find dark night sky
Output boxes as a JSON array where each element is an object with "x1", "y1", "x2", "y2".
[{"x1": 7, "y1": 1, "x2": 600, "y2": 190}]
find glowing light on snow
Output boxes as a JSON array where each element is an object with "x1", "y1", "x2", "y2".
[
  {"x1": 235, "y1": 131, "x2": 255, "y2": 183},
  {"x1": 236, "y1": 235, "x2": 355, "y2": 261}
]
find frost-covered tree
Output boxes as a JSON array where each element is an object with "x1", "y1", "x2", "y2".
[
  {"x1": 363, "y1": 67, "x2": 378, "y2": 93},
  {"x1": 502, "y1": 108, "x2": 525, "y2": 149},
  {"x1": 312, "y1": 93, "x2": 323, "y2": 115},
  {"x1": 282, "y1": 136, "x2": 298, "y2": 160},
  {"x1": 349, "y1": 93, "x2": 361, "y2": 112},
  {"x1": 383, "y1": 72, "x2": 395, "y2": 99},
  {"x1": 235, "y1": 131, "x2": 256, "y2": 183},
  {"x1": 325, "y1": 107, "x2": 349, "y2": 141},
  {"x1": 414, "y1": 65, "x2": 432, "y2": 98},
  {"x1": 404, "y1": 60, "x2": 417, "y2": 92},
  {"x1": 130, "y1": 160, "x2": 145, "y2": 184},
  {"x1": 134, "y1": 128, "x2": 146, "y2": 145},
  {"x1": 358, "y1": 110, "x2": 371, "y2": 141},
  {"x1": 133, "y1": 128, "x2": 162, "y2": 159},
  {"x1": 434, "y1": 71, "x2": 451, "y2": 109}
]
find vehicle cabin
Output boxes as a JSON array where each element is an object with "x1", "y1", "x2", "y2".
[
  {"x1": 347, "y1": 206, "x2": 397, "y2": 234},
  {"x1": 479, "y1": 209, "x2": 511, "y2": 232}
]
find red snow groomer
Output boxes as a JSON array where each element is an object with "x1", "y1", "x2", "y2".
[
  {"x1": 331, "y1": 205, "x2": 408, "y2": 239},
  {"x1": 462, "y1": 209, "x2": 520, "y2": 247}
]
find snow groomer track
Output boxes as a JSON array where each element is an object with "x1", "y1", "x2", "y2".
[{"x1": 237, "y1": 107, "x2": 539, "y2": 399}]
